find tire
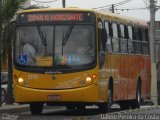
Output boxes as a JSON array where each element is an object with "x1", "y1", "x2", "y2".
[
  {"x1": 76, "y1": 105, "x2": 85, "y2": 110},
  {"x1": 119, "y1": 101, "x2": 130, "y2": 110},
  {"x1": 66, "y1": 105, "x2": 76, "y2": 110},
  {"x1": 1, "y1": 88, "x2": 6, "y2": 104},
  {"x1": 131, "y1": 82, "x2": 141, "y2": 109},
  {"x1": 30, "y1": 103, "x2": 43, "y2": 115},
  {"x1": 107, "y1": 89, "x2": 113, "y2": 112},
  {"x1": 99, "y1": 87, "x2": 113, "y2": 113}
]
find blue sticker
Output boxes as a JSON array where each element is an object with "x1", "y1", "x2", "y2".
[
  {"x1": 19, "y1": 54, "x2": 27, "y2": 64},
  {"x1": 68, "y1": 55, "x2": 80, "y2": 64}
]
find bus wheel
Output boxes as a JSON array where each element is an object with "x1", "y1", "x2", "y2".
[
  {"x1": 66, "y1": 105, "x2": 76, "y2": 110},
  {"x1": 30, "y1": 103, "x2": 43, "y2": 115},
  {"x1": 119, "y1": 101, "x2": 130, "y2": 110},
  {"x1": 131, "y1": 82, "x2": 141, "y2": 109},
  {"x1": 76, "y1": 105, "x2": 85, "y2": 110},
  {"x1": 98, "y1": 103, "x2": 107, "y2": 113},
  {"x1": 107, "y1": 89, "x2": 112, "y2": 112},
  {"x1": 99, "y1": 89, "x2": 113, "y2": 113},
  {"x1": 1, "y1": 88, "x2": 6, "y2": 104}
]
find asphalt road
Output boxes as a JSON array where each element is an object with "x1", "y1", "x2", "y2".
[{"x1": 1, "y1": 105, "x2": 160, "y2": 120}]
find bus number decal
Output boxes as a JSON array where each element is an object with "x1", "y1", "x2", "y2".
[{"x1": 28, "y1": 74, "x2": 38, "y2": 80}]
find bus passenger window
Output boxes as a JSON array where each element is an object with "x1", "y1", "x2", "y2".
[
  {"x1": 112, "y1": 23, "x2": 120, "y2": 53},
  {"x1": 142, "y1": 28, "x2": 149, "y2": 55},
  {"x1": 134, "y1": 27, "x2": 142, "y2": 54},
  {"x1": 120, "y1": 24, "x2": 128, "y2": 53},
  {"x1": 105, "y1": 22, "x2": 112, "y2": 53},
  {"x1": 139, "y1": 28, "x2": 143, "y2": 41},
  {"x1": 145, "y1": 29, "x2": 149, "y2": 42},
  {"x1": 120, "y1": 24, "x2": 125, "y2": 38},
  {"x1": 128, "y1": 26, "x2": 135, "y2": 54},
  {"x1": 105, "y1": 22, "x2": 109, "y2": 36}
]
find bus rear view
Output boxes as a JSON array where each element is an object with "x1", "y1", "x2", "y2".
[{"x1": 13, "y1": 9, "x2": 98, "y2": 114}]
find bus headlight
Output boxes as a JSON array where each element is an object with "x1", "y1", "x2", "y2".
[
  {"x1": 18, "y1": 78, "x2": 24, "y2": 83},
  {"x1": 86, "y1": 77, "x2": 92, "y2": 82}
]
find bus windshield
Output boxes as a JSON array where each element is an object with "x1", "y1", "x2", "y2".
[{"x1": 15, "y1": 25, "x2": 95, "y2": 69}]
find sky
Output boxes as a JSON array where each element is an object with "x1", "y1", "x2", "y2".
[{"x1": 31, "y1": 0, "x2": 160, "y2": 21}]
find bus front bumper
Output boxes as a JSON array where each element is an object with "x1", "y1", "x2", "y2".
[{"x1": 14, "y1": 84, "x2": 99, "y2": 103}]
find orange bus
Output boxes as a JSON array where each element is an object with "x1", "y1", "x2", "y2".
[{"x1": 13, "y1": 8, "x2": 151, "y2": 114}]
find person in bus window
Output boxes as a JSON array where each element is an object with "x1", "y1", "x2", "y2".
[{"x1": 23, "y1": 42, "x2": 36, "y2": 65}]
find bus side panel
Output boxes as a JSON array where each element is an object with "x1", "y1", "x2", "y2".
[
  {"x1": 127, "y1": 55, "x2": 139, "y2": 100},
  {"x1": 108, "y1": 54, "x2": 121, "y2": 101},
  {"x1": 99, "y1": 53, "x2": 121, "y2": 102},
  {"x1": 98, "y1": 54, "x2": 108, "y2": 102},
  {"x1": 141, "y1": 56, "x2": 151, "y2": 99},
  {"x1": 119, "y1": 54, "x2": 129, "y2": 100}
]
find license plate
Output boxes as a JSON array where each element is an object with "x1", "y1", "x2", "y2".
[{"x1": 48, "y1": 95, "x2": 61, "y2": 101}]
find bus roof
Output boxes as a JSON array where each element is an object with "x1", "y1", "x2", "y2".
[
  {"x1": 95, "y1": 10, "x2": 148, "y2": 27},
  {"x1": 17, "y1": 7, "x2": 148, "y2": 27}
]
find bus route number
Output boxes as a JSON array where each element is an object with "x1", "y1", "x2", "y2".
[{"x1": 28, "y1": 74, "x2": 38, "y2": 80}]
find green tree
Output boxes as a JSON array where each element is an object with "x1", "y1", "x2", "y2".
[{"x1": 0, "y1": 0, "x2": 27, "y2": 104}]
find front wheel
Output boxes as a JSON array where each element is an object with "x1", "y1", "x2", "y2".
[
  {"x1": 76, "y1": 105, "x2": 85, "y2": 110},
  {"x1": 99, "y1": 89, "x2": 113, "y2": 113},
  {"x1": 1, "y1": 88, "x2": 6, "y2": 104},
  {"x1": 66, "y1": 105, "x2": 76, "y2": 110},
  {"x1": 30, "y1": 103, "x2": 43, "y2": 115}
]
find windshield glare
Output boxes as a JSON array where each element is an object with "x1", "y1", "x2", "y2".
[{"x1": 15, "y1": 25, "x2": 95, "y2": 69}]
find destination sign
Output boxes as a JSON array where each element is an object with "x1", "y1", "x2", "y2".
[
  {"x1": 17, "y1": 11, "x2": 95, "y2": 24},
  {"x1": 27, "y1": 13, "x2": 83, "y2": 22}
]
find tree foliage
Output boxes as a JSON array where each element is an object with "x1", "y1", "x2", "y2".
[
  {"x1": 0, "y1": 0, "x2": 27, "y2": 104},
  {"x1": 0, "y1": 0, "x2": 27, "y2": 57}
]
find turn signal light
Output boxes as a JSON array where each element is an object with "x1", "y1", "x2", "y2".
[{"x1": 92, "y1": 74, "x2": 97, "y2": 79}]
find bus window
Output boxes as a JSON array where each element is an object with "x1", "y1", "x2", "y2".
[
  {"x1": 128, "y1": 26, "x2": 135, "y2": 54},
  {"x1": 145, "y1": 29, "x2": 149, "y2": 42},
  {"x1": 112, "y1": 23, "x2": 120, "y2": 53},
  {"x1": 120, "y1": 24, "x2": 128, "y2": 53},
  {"x1": 120, "y1": 24, "x2": 125, "y2": 38},
  {"x1": 142, "y1": 28, "x2": 149, "y2": 55},
  {"x1": 128, "y1": 26, "x2": 133, "y2": 39},
  {"x1": 55, "y1": 25, "x2": 95, "y2": 66},
  {"x1": 105, "y1": 21, "x2": 112, "y2": 53},
  {"x1": 109, "y1": 22, "x2": 113, "y2": 37},
  {"x1": 105, "y1": 21, "x2": 109, "y2": 36},
  {"x1": 134, "y1": 27, "x2": 142, "y2": 54},
  {"x1": 139, "y1": 28, "x2": 143, "y2": 41},
  {"x1": 16, "y1": 26, "x2": 53, "y2": 66}
]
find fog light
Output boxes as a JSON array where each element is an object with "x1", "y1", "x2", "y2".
[
  {"x1": 86, "y1": 77, "x2": 92, "y2": 82},
  {"x1": 18, "y1": 78, "x2": 24, "y2": 83}
]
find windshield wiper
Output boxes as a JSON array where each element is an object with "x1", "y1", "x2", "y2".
[
  {"x1": 36, "y1": 26, "x2": 47, "y2": 55},
  {"x1": 62, "y1": 21, "x2": 75, "y2": 55}
]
